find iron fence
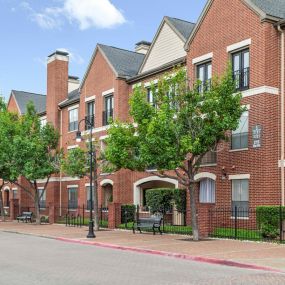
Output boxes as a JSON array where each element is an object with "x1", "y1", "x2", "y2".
[{"x1": 209, "y1": 206, "x2": 285, "y2": 243}]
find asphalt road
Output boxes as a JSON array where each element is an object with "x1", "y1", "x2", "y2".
[{"x1": 0, "y1": 232, "x2": 284, "y2": 285}]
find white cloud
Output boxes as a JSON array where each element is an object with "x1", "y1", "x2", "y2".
[
  {"x1": 20, "y1": 0, "x2": 126, "y2": 30},
  {"x1": 57, "y1": 48, "x2": 85, "y2": 65}
]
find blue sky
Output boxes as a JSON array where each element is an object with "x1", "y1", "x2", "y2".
[{"x1": 0, "y1": 0, "x2": 207, "y2": 100}]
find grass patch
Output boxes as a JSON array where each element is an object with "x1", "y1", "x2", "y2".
[
  {"x1": 56, "y1": 217, "x2": 108, "y2": 228},
  {"x1": 212, "y1": 227, "x2": 262, "y2": 240}
]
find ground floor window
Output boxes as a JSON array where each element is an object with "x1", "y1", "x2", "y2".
[
  {"x1": 38, "y1": 189, "x2": 46, "y2": 209},
  {"x1": 68, "y1": 187, "x2": 78, "y2": 209},
  {"x1": 199, "y1": 178, "x2": 215, "y2": 203},
  {"x1": 86, "y1": 186, "x2": 94, "y2": 210},
  {"x1": 231, "y1": 179, "x2": 249, "y2": 217}
]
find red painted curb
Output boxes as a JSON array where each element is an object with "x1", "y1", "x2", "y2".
[{"x1": 56, "y1": 237, "x2": 283, "y2": 273}]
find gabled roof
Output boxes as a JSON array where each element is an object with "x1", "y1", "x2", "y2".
[
  {"x1": 139, "y1": 16, "x2": 195, "y2": 74},
  {"x1": 80, "y1": 44, "x2": 145, "y2": 90},
  {"x1": 185, "y1": 0, "x2": 285, "y2": 50},
  {"x1": 11, "y1": 90, "x2": 46, "y2": 115},
  {"x1": 58, "y1": 88, "x2": 80, "y2": 108}
]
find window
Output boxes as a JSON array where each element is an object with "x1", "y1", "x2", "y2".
[
  {"x1": 86, "y1": 186, "x2": 94, "y2": 210},
  {"x1": 13, "y1": 189, "x2": 18, "y2": 199},
  {"x1": 147, "y1": 88, "x2": 156, "y2": 107},
  {"x1": 232, "y1": 179, "x2": 249, "y2": 217},
  {"x1": 68, "y1": 187, "x2": 78, "y2": 209},
  {"x1": 232, "y1": 49, "x2": 249, "y2": 91},
  {"x1": 200, "y1": 149, "x2": 217, "y2": 165},
  {"x1": 69, "y1": 108, "x2": 78, "y2": 132},
  {"x1": 231, "y1": 111, "x2": 248, "y2": 150},
  {"x1": 85, "y1": 101, "x2": 95, "y2": 130},
  {"x1": 197, "y1": 62, "x2": 212, "y2": 93},
  {"x1": 40, "y1": 117, "x2": 47, "y2": 128},
  {"x1": 103, "y1": 95, "x2": 113, "y2": 126},
  {"x1": 38, "y1": 189, "x2": 46, "y2": 209},
  {"x1": 199, "y1": 178, "x2": 215, "y2": 203}
]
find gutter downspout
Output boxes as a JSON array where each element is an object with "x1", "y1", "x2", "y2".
[
  {"x1": 278, "y1": 24, "x2": 285, "y2": 206},
  {"x1": 59, "y1": 108, "x2": 63, "y2": 216}
]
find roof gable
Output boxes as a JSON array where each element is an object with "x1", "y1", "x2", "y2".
[{"x1": 140, "y1": 17, "x2": 194, "y2": 74}]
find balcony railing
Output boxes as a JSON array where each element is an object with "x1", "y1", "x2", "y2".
[
  {"x1": 197, "y1": 79, "x2": 211, "y2": 93},
  {"x1": 233, "y1": 67, "x2": 249, "y2": 91},
  {"x1": 102, "y1": 109, "x2": 113, "y2": 126},
  {"x1": 85, "y1": 115, "x2": 95, "y2": 130},
  {"x1": 231, "y1": 132, "x2": 248, "y2": 150}
]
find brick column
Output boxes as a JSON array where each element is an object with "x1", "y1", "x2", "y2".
[
  {"x1": 108, "y1": 203, "x2": 121, "y2": 229},
  {"x1": 10, "y1": 199, "x2": 19, "y2": 220},
  {"x1": 49, "y1": 203, "x2": 55, "y2": 224},
  {"x1": 197, "y1": 204, "x2": 213, "y2": 238}
]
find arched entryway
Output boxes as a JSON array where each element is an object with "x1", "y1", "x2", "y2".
[
  {"x1": 100, "y1": 179, "x2": 113, "y2": 208},
  {"x1": 3, "y1": 187, "x2": 10, "y2": 208}
]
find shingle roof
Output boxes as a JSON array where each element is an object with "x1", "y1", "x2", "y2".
[
  {"x1": 166, "y1": 17, "x2": 196, "y2": 41},
  {"x1": 58, "y1": 88, "x2": 80, "y2": 108},
  {"x1": 98, "y1": 44, "x2": 145, "y2": 79},
  {"x1": 249, "y1": 0, "x2": 285, "y2": 19},
  {"x1": 12, "y1": 90, "x2": 46, "y2": 115}
]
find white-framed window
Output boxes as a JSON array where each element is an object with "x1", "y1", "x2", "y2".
[
  {"x1": 197, "y1": 61, "x2": 212, "y2": 93},
  {"x1": 40, "y1": 117, "x2": 47, "y2": 128},
  {"x1": 231, "y1": 111, "x2": 249, "y2": 150},
  {"x1": 86, "y1": 101, "x2": 95, "y2": 130},
  {"x1": 232, "y1": 179, "x2": 249, "y2": 217},
  {"x1": 232, "y1": 49, "x2": 249, "y2": 91},
  {"x1": 103, "y1": 95, "x2": 113, "y2": 126},
  {"x1": 69, "y1": 108, "x2": 78, "y2": 132},
  {"x1": 68, "y1": 187, "x2": 78, "y2": 209},
  {"x1": 38, "y1": 189, "x2": 46, "y2": 209},
  {"x1": 199, "y1": 178, "x2": 215, "y2": 203}
]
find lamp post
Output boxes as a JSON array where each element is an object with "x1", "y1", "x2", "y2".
[{"x1": 76, "y1": 117, "x2": 96, "y2": 238}]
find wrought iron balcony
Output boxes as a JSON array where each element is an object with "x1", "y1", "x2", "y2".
[
  {"x1": 102, "y1": 109, "x2": 113, "y2": 126},
  {"x1": 233, "y1": 67, "x2": 250, "y2": 91}
]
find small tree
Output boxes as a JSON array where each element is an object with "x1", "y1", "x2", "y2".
[
  {"x1": 105, "y1": 68, "x2": 244, "y2": 240},
  {"x1": 0, "y1": 98, "x2": 20, "y2": 221},
  {"x1": 61, "y1": 137, "x2": 101, "y2": 231},
  {"x1": 10, "y1": 103, "x2": 60, "y2": 224}
]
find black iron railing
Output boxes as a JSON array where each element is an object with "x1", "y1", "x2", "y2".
[
  {"x1": 85, "y1": 115, "x2": 95, "y2": 130},
  {"x1": 233, "y1": 67, "x2": 249, "y2": 91},
  {"x1": 102, "y1": 109, "x2": 113, "y2": 126}
]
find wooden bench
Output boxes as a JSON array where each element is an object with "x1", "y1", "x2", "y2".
[
  {"x1": 16, "y1": 212, "x2": 33, "y2": 223},
  {"x1": 133, "y1": 215, "x2": 163, "y2": 235}
]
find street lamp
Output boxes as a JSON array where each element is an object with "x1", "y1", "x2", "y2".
[{"x1": 76, "y1": 117, "x2": 95, "y2": 238}]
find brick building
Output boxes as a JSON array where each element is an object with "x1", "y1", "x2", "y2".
[{"x1": 3, "y1": 1, "x2": 285, "y2": 225}]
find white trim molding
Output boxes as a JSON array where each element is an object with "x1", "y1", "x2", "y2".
[
  {"x1": 37, "y1": 177, "x2": 80, "y2": 183},
  {"x1": 194, "y1": 172, "x2": 216, "y2": 181},
  {"x1": 228, "y1": 174, "x2": 250, "y2": 180},
  {"x1": 133, "y1": 176, "x2": 178, "y2": 205},
  {"x1": 67, "y1": 145, "x2": 78, "y2": 150},
  {"x1": 144, "y1": 79, "x2": 158, "y2": 88},
  {"x1": 67, "y1": 185, "x2": 79, "y2": 188},
  {"x1": 85, "y1": 95, "x2": 95, "y2": 102},
  {"x1": 227, "y1": 38, "x2": 251, "y2": 52},
  {"x1": 85, "y1": 183, "x2": 94, "y2": 187},
  {"x1": 132, "y1": 83, "x2": 142, "y2": 89},
  {"x1": 242, "y1": 86, "x2": 279, "y2": 97},
  {"x1": 102, "y1": 88, "x2": 114, "y2": 96},
  {"x1": 100, "y1": 179, "x2": 114, "y2": 186},
  {"x1": 192, "y1": 52, "x2": 213, "y2": 64},
  {"x1": 68, "y1": 104, "x2": 79, "y2": 111}
]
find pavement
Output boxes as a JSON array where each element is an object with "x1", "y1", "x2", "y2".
[
  {"x1": 0, "y1": 221, "x2": 285, "y2": 273},
  {"x1": 1, "y1": 231, "x2": 285, "y2": 285}
]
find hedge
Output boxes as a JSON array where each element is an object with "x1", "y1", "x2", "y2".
[
  {"x1": 256, "y1": 206, "x2": 285, "y2": 239},
  {"x1": 121, "y1": 204, "x2": 136, "y2": 223}
]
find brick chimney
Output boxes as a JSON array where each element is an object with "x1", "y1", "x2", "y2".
[
  {"x1": 47, "y1": 50, "x2": 69, "y2": 128},
  {"x1": 135, "y1": 41, "x2": 151, "y2": 54}
]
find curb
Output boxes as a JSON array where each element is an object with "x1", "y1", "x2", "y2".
[{"x1": 56, "y1": 237, "x2": 284, "y2": 274}]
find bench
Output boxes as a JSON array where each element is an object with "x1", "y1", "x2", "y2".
[
  {"x1": 16, "y1": 212, "x2": 33, "y2": 223},
  {"x1": 133, "y1": 215, "x2": 163, "y2": 235}
]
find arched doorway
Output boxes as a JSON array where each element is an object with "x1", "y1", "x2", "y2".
[
  {"x1": 100, "y1": 179, "x2": 113, "y2": 209},
  {"x1": 3, "y1": 187, "x2": 10, "y2": 208}
]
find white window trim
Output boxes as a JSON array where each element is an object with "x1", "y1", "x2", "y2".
[
  {"x1": 85, "y1": 183, "x2": 94, "y2": 186},
  {"x1": 102, "y1": 88, "x2": 114, "y2": 96},
  {"x1": 12, "y1": 188, "x2": 18, "y2": 191},
  {"x1": 132, "y1": 83, "x2": 142, "y2": 89},
  {"x1": 68, "y1": 104, "x2": 79, "y2": 111},
  {"x1": 227, "y1": 38, "x2": 251, "y2": 53},
  {"x1": 85, "y1": 95, "x2": 95, "y2": 102},
  {"x1": 229, "y1": 148, "x2": 248, "y2": 153},
  {"x1": 194, "y1": 172, "x2": 216, "y2": 181},
  {"x1": 100, "y1": 179, "x2": 114, "y2": 186},
  {"x1": 67, "y1": 145, "x2": 78, "y2": 150},
  {"x1": 67, "y1": 185, "x2": 79, "y2": 188},
  {"x1": 229, "y1": 174, "x2": 250, "y2": 180},
  {"x1": 144, "y1": 79, "x2": 158, "y2": 88},
  {"x1": 242, "y1": 86, "x2": 279, "y2": 97},
  {"x1": 192, "y1": 52, "x2": 213, "y2": 64}
]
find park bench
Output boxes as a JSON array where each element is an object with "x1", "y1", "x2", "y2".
[
  {"x1": 16, "y1": 212, "x2": 33, "y2": 223},
  {"x1": 133, "y1": 215, "x2": 163, "y2": 235}
]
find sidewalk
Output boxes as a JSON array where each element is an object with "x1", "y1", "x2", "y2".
[{"x1": 1, "y1": 221, "x2": 285, "y2": 272}]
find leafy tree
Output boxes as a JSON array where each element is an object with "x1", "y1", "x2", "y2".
[
  {"x1": 10, "y1": 103, "x2": 60, "y2": 224},
  {"x1": 105, "y1": 67, "x2": 244, "y2": 240},
  {"x1": 61, "y1": 137, "x2": 101, "y2": 231},
  {"x1": 0, "y1": 98, "x2": 20, "y2": 221}
]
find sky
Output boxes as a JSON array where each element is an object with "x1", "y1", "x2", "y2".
[{"x1": 0, "y1": 0, "x2": 207, "y2": 101}]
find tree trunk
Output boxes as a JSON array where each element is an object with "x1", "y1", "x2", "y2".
[
  {"x1": 188, "y1": 183, "x2": 199, "y2": 241},
  {"x1": 34, "y1": 191, "x2": 41, "y2": 225},
  {"x1": 0, "y1": 185, "x2": 5, "y2": 222}
]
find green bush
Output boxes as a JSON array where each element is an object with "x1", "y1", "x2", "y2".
[
  {"x1": 145, "y1": 188, "x2": 173, "y2": 214},
  {"x1": 256, "y1": 206, "x2": 285, "y2": 239},
  {"x1": 173, "y1": 189, "x2": 186, "y2": 213},
  {"x1": 121, "y1": 204, "x2": 136, "y2": 223}
]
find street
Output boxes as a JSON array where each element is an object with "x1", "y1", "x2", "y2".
[{"x1": 0, "y1": 232, "x2": 284, "y2": 285}]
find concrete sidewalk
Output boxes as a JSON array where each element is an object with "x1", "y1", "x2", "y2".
[{"x1": 1, "y1": 221, "x2": 285, "y2": 272}]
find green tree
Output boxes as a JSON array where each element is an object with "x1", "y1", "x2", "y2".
[
  {"x1": 10, "y1": 103, "x2": 60, "y2": 224},
  {"x1": 61, "y1": 137, "x2": 101, "y2": 231},
  {"x1": 105, "y1": 68, "x2": 244, "y2": 240},
  {"x1": 0, "y1": 98, "x2": 20, "y2": 221}
]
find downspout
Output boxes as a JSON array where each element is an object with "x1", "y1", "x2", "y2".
[
  {"x1": 59, "y1": 108, "x2": 63, "y2": 216},
  {"x1": 278, "y1": 24, "x2": 285, "y2": 206}
]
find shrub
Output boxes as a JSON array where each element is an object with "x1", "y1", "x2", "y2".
[
  {"x1": 256, "y1": 206, "x2": 285, "y2": 239},
  {"x1": 173, "y1": 189, "x2": 186, "y2": 213},
  {"x1": 121, "y1": 204, "x2": 136, "y2": 223},
  {"x1": 145, "y1": 188, "x2": 173, "y2": 214}
]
